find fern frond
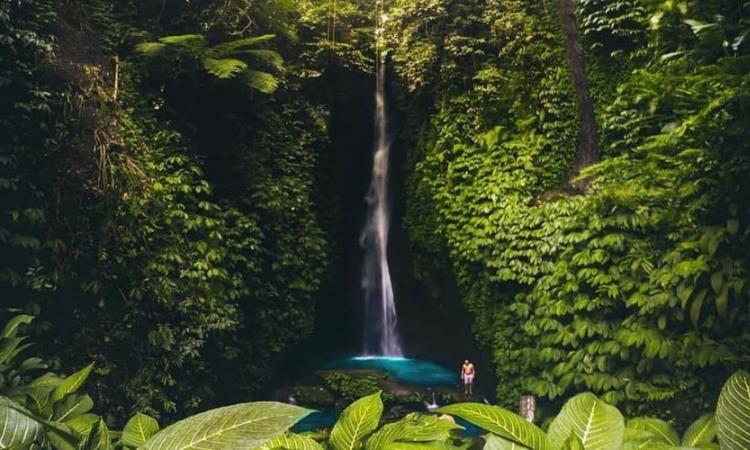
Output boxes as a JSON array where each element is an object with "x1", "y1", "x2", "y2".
[
  {"x1": 203, "y1": 58, "x2": 248, "y2": 79},
  {"x1": 136, "y1": 42, "x2": 167, "y2": 56},
  {"x1": 211, "y1": 34, "x2": 276, "y2": 56},
  {"x1": 242, "y1": 70, "x2": 279, "y2": 93},
  {"x1": 232, "y1": 49, "x2": 284, "y2": 71},
  {"x1": 158, "y1": 34, "x2": 208, "y2": 55}
]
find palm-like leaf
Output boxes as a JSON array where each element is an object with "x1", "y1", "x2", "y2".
[
  {"x1": 716, "y1": 370, "x2": 750, "y2": 450},
  {"x1": 330, "y1": 391, "x2": 384, "y2": 450},
  {"x1": 547, "y1": 393, "x2": 624, "y2": 450},
  {"x1": 438, "y1": 403, "x2": 550, "y2": 450},
  {"x1": 140, "y1": 402, "x2": 311, "y2": 450}
]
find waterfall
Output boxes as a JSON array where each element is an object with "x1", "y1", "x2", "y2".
[{"x1": 360, "y1": 2, "x2": 402, "y2": 357}]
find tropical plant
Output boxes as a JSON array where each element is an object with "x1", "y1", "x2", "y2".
[
  {"x1": 7, "y1": 370, "x2": 745, "y2": 450},
  {"x1": 439, "y1": 371, "x2": 750, "y2": 450},
  {"x1": 132, "y1": 390, "x2": 466, "y2": 450},
  {"x1": 0, "y1": 315, "x2": 103, "y2": 449},
  {"x1": 136, "y1": 34, "x2": 284, "y2": 93}
]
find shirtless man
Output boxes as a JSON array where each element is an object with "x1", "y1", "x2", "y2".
[{"x1": 461, "y1": 360, "x2": 475, "y2": 395}]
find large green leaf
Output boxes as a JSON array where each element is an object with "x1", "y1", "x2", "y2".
[
  {"x1": 256, "y1": 432, "x2": 324, "y2": 450},
  {"x1": 560, "y1": 436, "x2": 585, "y2": 450},
  {"x1": 0, "y1": 338, "x2": 30, "y2": 367},
  {"x1": 123, "y1": 413, "x2": 160, "y2": 448},
  {"x1": 367, "y1": 413, "x2": 460, "y2": 450},
  {"x1": 140, "y1": 402, "x2": 311, "y2": 450},
  {"x1": 64, "y1": 414, "x2": 99, "y2": 438},
  {"x1": 626, "y1": 418, "x2": 678, "y2": 446},
  {"x1": 52, "y1": 365, "x2": 94, "y2": 403},
  {"x1": 330, "y1": 392, "x2": 384, "y2": 450},
  {"x1": 438, "y1": 403, "x2": 549, "y2": 450},
  {"x1": 53, "y1": 394, "x2": 94, "y2": 422},
  {"x1": 383, "y1": 442, "x2": 458, "y2": 450},
  {"x1": 1, "y1": 315, "x2": 34, "y2": 338},
  {"x1": 547, "y1": 393, "x2": 624, "y2": 450},
  {"x1": 484, "y1": 434, "x2": 531, "y2": 450},
  {"x1": 0, "y1": 396, "x2": 45, "y2": 449},
  {"x1": 78, "y1": 419, "x2": 111, "y2": 450},
  {"x1": 681, "y1": 414, "x2": 716, "y2": 447},
  {"x1": 716, "y1": 370, "x2": 750, "y2": 450}
]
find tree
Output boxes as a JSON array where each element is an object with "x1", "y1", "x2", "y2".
[{"x1": 558, "y1": 0, "x2": 599, "y2": 176}]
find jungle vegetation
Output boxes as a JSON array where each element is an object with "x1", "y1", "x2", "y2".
[{"x1": 1, "y1": 0, "x2": 749, "y2": 448}]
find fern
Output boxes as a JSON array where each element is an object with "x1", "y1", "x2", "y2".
[{"x1": 137, "y1": 33, "x2": 282, "y2": 93}]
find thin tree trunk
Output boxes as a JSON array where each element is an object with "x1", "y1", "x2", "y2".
[{"x1": 558, "y1": 0, "x2": 599, "y2": 177}]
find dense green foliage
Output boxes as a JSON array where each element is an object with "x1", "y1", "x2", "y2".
[
  {"x1": 393, "y1": 0, "x2": 750, "y2": 418},
  {"x1": 1, "y1": 0, "x2": 333, "y2": 420}
]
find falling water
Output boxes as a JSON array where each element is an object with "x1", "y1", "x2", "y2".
[{"x1": 360, "y1": 2, "x2": 402, "y2": 356}]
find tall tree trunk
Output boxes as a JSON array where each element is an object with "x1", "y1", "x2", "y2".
[{"x1": 558, "y1": 0, "x2": 599, "y2": 177}]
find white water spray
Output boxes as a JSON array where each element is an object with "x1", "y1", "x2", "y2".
[{"x1": 360, "y1": 2, "x2": 402, "y2": 356}]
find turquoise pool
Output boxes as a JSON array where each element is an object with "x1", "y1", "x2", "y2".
[{"x1": 323, "y1": 356, "x2": 459, "y2": 386}]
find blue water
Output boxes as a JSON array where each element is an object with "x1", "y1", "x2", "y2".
[
  {"x1": 293, "y1": 411, "x2": 337, "y2": 433},
  {"x1": 323, "y1": 356, "x2": 459, "y2": 387}
]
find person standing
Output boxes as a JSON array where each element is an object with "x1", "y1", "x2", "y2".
[{"x1": 461, "y1": 360, "x2": 475, "y2": 396}]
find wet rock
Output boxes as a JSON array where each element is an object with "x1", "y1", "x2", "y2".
[{"x1": 293, "y1": 384, "x2": 336, "y2": 409}]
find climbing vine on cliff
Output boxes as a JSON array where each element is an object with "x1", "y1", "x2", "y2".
[{"x1": 395, "y1": 0, "x2": 750, "y2": 419}]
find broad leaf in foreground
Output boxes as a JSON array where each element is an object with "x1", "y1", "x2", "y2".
[
  {"x1": 123, "y1": 413, "x2": 160, "y2": 448},
  {"x1": 52, "y1": 364, "x2": 94, "y2": 402},
  {"x1": 681, "y1": 414, "x2": 716, "y2": 447},
  {"x1": 483, "y1": 433, "x2": 530, "y2": 450},
  {"x1": 716, "y1": 370, "x2": 750, "y2": 450},
  {"x1": 547, "y1": 393, "x2": 623, "y2": 450},
  {"x1": 626, "y1": 417, "x2": 678, "y2": 446},
  {"x1": 330, "y1": 391, "x2": 384, "y2": 450},
  {"x1": 367, "y1": 413, "x2": 460, "y2": 450},
  {"x1": 0, "y1": 396, "x2": 45, "y2": 448},
  {"x1": 256, "y1": 432, "x2": 324, "y2": 450},
  {"x1": 438, "y1": 403, "x2": 549, "y2": 450},
  {"x1": 140, "y1": 402, "x2": 311, "y2": 450}
]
